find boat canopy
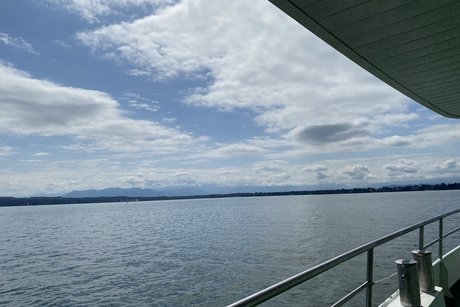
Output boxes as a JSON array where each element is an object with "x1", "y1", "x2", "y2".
[{"x1": 269, "y1": 0, "x2": 460, "y2": 118}]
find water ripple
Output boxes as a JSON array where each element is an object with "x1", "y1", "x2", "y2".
[{"x1": 0, "y1": 191, "x2": 459, "y2": 306}]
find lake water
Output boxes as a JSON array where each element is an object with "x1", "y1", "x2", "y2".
[{"x1": 1, "y1": 191, "x2": 460, "y2": 306}]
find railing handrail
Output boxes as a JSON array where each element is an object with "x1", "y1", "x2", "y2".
[{"x1": 228, "y1": 208, "x2": 460, "y2": 307}]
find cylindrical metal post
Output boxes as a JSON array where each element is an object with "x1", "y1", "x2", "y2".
[
  {"x1": 412, "y1": 250, "x2": 434, "y2": 293},
  {"x1": 395, "y1": 259, "x2": 421, "y2": 307}
]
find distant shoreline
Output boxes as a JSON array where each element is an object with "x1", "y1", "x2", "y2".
[{"x1": 1, "y1": 182, "x2": 460, "y2": 207}]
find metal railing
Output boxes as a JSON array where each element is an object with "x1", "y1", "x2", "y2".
[{"x1": 228, "y1": 208, "x2": 460, "y2": 307}]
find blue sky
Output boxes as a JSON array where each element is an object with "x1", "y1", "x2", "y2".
[{"x1": 1, "y1": 0, "x2": 460, "y2": 196}]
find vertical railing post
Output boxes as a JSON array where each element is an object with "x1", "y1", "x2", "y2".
[
  {"x1": 366, "y1": 248, "x2": 374, "y2": 307},
  {"x1": 438, "y1": 218, "x2": 443, "y2": 260},
  {"x1": 418, "y1": 226, "x2": 424, "y2": 250}
]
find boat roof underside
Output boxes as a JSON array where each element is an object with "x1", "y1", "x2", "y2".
[{"x1": 269, "y1": 0, "x2": 460, "y2": 118}]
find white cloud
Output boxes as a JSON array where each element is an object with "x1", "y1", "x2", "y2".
[
  {"x1": 178, "y1": 136, "x2": 294, "y2": 163},
  {"x1": 49, "y1": 0, "x2": 174, "y2": 23},
  {"x1": 0, "y1": 146, "x2": 14, "y2": 157},
  {"x1": 77, "y1": 0, "x2": 409, "y2": 129},
  {"x1": 74, "y1": 0, "x2": 434, "y2": 159},
  {"x1": 120, "y1": 92, "x2": 160, "y2": 112},
  {"x1": 253, "y1": 160, "x2": 289, "y2": 177},
  {"x1": 162, "y1": 117, "x2": 177, "y2": 124},
  {"x1": 0, "y1": 32, "x2": 38, "y2": 54},
  {"x1": 72, "y1": 2, "x2": 460, "y2": 187},
  {"x1": 191, "y1": 142, "x2": 267, "y2": 160},
  {"x1": 0, "y1": 62, "x2": 198, "y2": 154},
  {"x1": 33, "y1": 152, "x2": 50, "y2": 157},
  {"x1": 374, "y1": 124, "x2": 460, "y2": 150}
]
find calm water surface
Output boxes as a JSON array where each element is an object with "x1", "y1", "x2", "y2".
[{"x1": 1, "y1": 191, "x2": 460, "y2": 306}]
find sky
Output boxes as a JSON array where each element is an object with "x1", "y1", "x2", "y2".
[{"x1": 1, "y1": 0, "x2": 460, "y2": 197}]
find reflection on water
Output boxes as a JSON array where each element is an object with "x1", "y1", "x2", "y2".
[{"x1": 1, "y1": 190, "x2": 459, "y2": 306}]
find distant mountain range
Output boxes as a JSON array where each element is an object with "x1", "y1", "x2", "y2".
[
  {"x1": 62, "y1": 184, "x2": 342, "y2": 198},
  {"x1": 61, "y1": 178, "x2": 460, "y2": 198}
]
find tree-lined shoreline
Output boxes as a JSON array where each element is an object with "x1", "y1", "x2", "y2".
[{"x1": 1, "y1": 182, "x2": 460, "y2": 207}]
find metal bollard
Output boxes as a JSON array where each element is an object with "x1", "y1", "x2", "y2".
[
  {"x1": 395, "y1": 259, "x2": 421, "y2": 307},
  {"x1": 412, "y1": 249, "x2": 435, "y2": 293}
]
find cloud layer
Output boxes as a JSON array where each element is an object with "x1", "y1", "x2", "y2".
[
  {"x1": 0, "y1": 62, "x2": 196, "y2": 153},
  {"x1": 1, "y1": 0, "x2": 460, "y2": 196},
  {"x1": 76, "y1": 0, "x2": 411, "y2": 140}
]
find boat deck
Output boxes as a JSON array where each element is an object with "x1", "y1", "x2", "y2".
[{"x1": 446, "y1": 280, "x2": 460, "y2": 307}]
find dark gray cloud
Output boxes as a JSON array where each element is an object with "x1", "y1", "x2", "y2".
[
  {"x1": 343, "y1": 165, "x2": 369, "y2": 180},
  {"x1": 296, "y1": 123, "x2": 369, "y2": 144},
  {"x1": 388, "y1": 140, "x2": 411, "y2": 147},
  {"x1": 303, "y1": 165, "x2": 329, "y2": 180},
  {"x1": 314, "y1": 166, "x2": 329, "y2": 180},
  {"x1": 435, "y1": 160, "x2": 459, "y2": 172},
  {"x1": 316, "y1": 171, "x2": 328, "y2": 180},
  {"x1": 441, "y1": 160, "x2": 458, "y2": 170}
]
